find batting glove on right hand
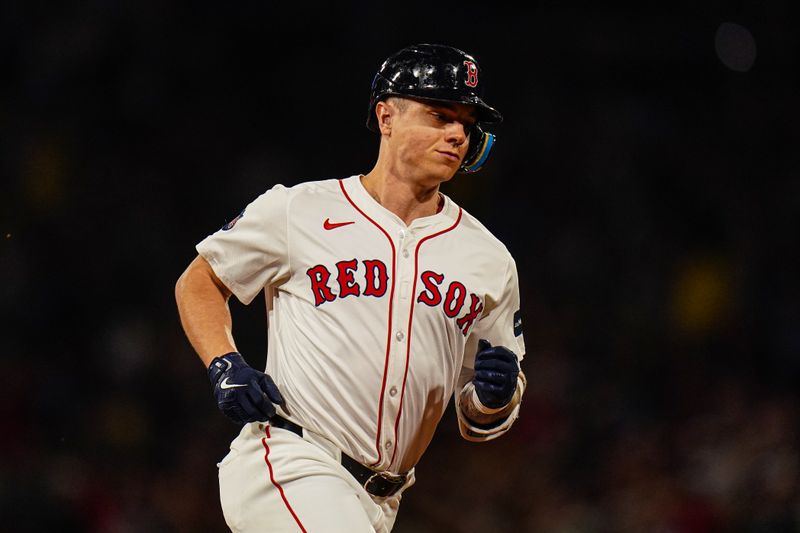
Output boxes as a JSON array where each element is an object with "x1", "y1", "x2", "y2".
[
  {"x1": 473, "y1": 339, "x2": 520, "y2": 409},
  {"x1": 208, "y1": 352, "x2": 285, "y2": 424}
]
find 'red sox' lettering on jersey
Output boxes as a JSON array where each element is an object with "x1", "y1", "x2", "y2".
[{"x1": 307, "y1": 261, "x2": 484, "y2": 336}]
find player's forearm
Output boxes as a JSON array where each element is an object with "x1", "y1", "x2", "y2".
[{"x1": 175, "y1": 256, "x2": 238, "y2": 367}]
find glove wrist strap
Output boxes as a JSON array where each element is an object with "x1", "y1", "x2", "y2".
[{"x1": 207, "y1": 351, "x2": 244, "y2": 385}]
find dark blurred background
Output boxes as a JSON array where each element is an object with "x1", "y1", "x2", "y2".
[{"x1": 2, "y1": 2, "x2": 799, "y2": 532}]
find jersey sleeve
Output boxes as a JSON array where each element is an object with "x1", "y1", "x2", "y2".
[
  {"x1": 463, "y1": 253, "x2": 525, "y2": 369},
  {"x1": 195, "y1": 184, "x2": 291, "y2": 305}
]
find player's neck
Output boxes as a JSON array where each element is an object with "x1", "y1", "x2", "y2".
[{"x1": 360, "y1": 171, "x2": 442, "y2": 226}]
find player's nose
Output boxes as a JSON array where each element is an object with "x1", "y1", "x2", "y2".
[{"x1": 444, "y1": 121, "x2": 468, "y2": 147}]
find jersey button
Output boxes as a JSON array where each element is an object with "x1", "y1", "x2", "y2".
[
  {"x1": 398, "y1": 230, "x2": 406, "y2": 239},
  {"x1": 402, "y1": 249, "x2": 409, "y2": 258},
  {"x1": 385, "y1": 440, "x2": 393, "y2": 450},
  {"x1": 395, "y1": 331, "x2": 404, "y2": 341},
  {"x1": 389, "y1": 386, "x2": 398, "y2": 396}
]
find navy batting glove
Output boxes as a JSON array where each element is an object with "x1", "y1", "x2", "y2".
[
  {"x1": 207, "y1": 352, "x2": 285, "y2": 424},
  {"x1": 473, "y1": 339, "x2": 519, "y2": 409}
]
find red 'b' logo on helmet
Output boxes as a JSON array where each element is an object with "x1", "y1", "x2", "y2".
[{"x1": 464, "y1": 61, "x2": 478, "y2": 88}]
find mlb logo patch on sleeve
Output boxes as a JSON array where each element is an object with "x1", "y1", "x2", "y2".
[
  {"x1": 222, "y1": 209, "x2": 245, "y2": 231},
  {"x1": 513, "y1": 310, "x2": 523, "y2": 337}
]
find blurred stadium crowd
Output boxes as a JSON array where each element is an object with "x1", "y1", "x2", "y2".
[{"x1": 2, "y1": 3, "x2": 798, "y2": 532}]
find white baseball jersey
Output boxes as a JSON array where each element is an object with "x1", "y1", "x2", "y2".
[{"x1": 197, "y1": 175, "x2": 525, "y2": 474}]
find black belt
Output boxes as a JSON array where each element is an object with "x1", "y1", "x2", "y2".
[{"x1": 269, "y1": 415, "x2": 407, "y2": 498}]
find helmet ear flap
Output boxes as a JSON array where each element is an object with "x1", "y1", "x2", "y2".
[{"x1": 460, "y1": 125, "x2": 496, "y2": 173}]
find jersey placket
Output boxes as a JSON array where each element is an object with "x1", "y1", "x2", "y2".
[{"x1": 376, "y1": 226, "x2": 416, "y2": 469}]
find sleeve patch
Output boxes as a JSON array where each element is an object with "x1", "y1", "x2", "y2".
[
  {"x1": 221, "y1": 208, "x2": 245, "y2": 231},
  {"x1": 513, "y1": 309, "x2": 522, "y2": 337}
]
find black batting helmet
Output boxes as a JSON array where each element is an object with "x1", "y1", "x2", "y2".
[{"x1": 366, "y1": 43, "x2": 503, "y2": 173}]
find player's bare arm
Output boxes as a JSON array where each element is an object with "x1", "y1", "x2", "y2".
[
  {"x1": 176, "y1": 255, "x2": 285, "y2": 424},
  {"x1": 175, "y1": 255, "x2": 237, "y2": 366}
]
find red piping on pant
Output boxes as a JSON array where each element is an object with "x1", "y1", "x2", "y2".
[{"x1": 262, "y1": 426, "x2": 308, "y2": 532}]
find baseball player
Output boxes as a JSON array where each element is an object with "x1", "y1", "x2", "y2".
[{"x1": 175, "y1": 43, "x2": 526, "y2": 532}]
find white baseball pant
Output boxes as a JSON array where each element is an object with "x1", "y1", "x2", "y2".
[{"x1": 218, "y1": 422, "x2": 415, "y2": 532}]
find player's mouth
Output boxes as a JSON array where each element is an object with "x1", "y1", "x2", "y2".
[{"x1": 436, "y1": 150, "x2": 460, "y2": 163}]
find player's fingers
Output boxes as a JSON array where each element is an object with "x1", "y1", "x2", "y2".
[
  {"x1": 247, "y1": 378, "x2": 277, "y2": 419},
  {"x1": 240, "y1": 387, "x2": 272, "y2": 422},
  {"x1": 259, "y1": 374, "x2": 285, "y2": 405},
  {"x1": 222, "y1": 408, "x2": 248, "y2": 425},
  {"x1": 254, "y1": 394, "x2": 277, "y2": 420},
  {"x1": 479, "y1": 382, "x2": 507, "y2": 395},
  {"x1": 477, "y1": 388, "x2": 514, "y2": 408},
  {"x1": 475, "y1": 370, "x2": 510, "y2": 385},
  {"x1": 476, "y1": 346, "x2": 517, "y2": 364},
  {"x1": 475, "y1": 355, "x2": 516, "y2": 369},
  {"x1": 475, "y1": 386, "x2": 510, "y2": 407},
  {"x1": 474, "y1": 358, "x2": 518, "y2": 373},
  {"x1": 478, "y1": 339, "x2": 492, "y2": 353},
  {"x1": 226, "y1": 393, "x2": 258, "y2": 423},
  {"x1": 245, "y1": 379, "x2": 265, "y2": 404}
]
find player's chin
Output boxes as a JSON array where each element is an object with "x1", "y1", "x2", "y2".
[
  {"x1": 425, "y1": 165, "x2": 457, "y2": 183},
  {"x1": 441, "y1": 168, "x2": 458, "y2": 182},
  {"x1": 429, "y1": 158, "x2": 461, "y2": 179}
]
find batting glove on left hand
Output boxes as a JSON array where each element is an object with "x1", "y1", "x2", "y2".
[
  {"x1": 208, "y1": 352, "x2": 285, "y2": 424},
  {"x1": 473, "y1": 339, "x2": 519, "y2": 409}
]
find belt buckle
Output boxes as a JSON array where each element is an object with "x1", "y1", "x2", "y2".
[{"x1": 363, "y1": 471, "x2": 406, "y2": 497}]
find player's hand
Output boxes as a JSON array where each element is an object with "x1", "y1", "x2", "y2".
[
  {"x1": 207, "y1": 352, "x2": 285, "y2": 424},
  {"x1": 473, "y1": 339, "x2": 519, "y2": 409}
]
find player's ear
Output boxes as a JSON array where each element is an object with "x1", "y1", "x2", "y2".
[{"x1": 375, "y1": 100, "x2": 394, "y2": 135}]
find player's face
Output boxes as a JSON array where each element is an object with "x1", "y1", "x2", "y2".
[{"x1": 389, "y1": 99, "x2": 477, "y2": 183}]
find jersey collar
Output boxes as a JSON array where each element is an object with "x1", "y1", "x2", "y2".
[{"x1": 343, "y1": 175, "x2": 459, "y2": 232}]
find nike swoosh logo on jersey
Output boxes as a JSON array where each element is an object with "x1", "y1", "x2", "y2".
[
  {"x1": 323, "y1": 218, "x2": 355, "y2": 230},
  {"x1": 220, "y1": 378, "x2": 248, "y2": 389}
]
